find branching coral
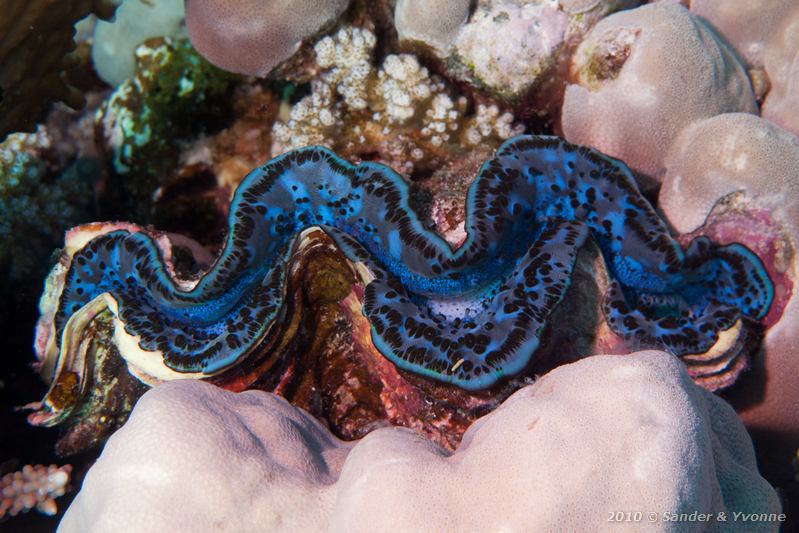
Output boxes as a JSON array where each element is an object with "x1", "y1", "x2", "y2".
[
  {"x1": 0, "y1": 464, "x2": 72, "y2": 519},
  {"x1": 272, "y1": 27, "x2": 523, "y2": 174},
  {"x1": 0, "y1": 0, "x2": 118, "y2": 140}
]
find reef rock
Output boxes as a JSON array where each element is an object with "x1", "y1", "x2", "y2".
[{"x1": 58, "y1": 351, "x2": 781, "y2": 532}]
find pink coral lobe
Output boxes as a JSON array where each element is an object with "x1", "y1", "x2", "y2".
[
  {"x1": 561, "y1": 3, "x2": 756, "y2": 185},
  {"x1": 659, "y1": 112, "x2": 799, "y2": 493},
  {"x1": 56, "y1": 352, "x2": 781, "y2": 532},
  {"x1": 185, "y1": 0, "x2": 350, "y2": 77}
]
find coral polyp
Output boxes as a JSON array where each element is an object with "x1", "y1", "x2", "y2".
[{"x1": 43, "y1": 136, "x2": 772, "y2": 391}]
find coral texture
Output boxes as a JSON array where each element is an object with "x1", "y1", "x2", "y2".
[
  {"x1": 659, "y1": 112, "x2": 799, "y2": 454},
  {"x1": 687, "y1": 1, "x2": 799, "y2": 133},
  {"x1": 0, "y1": 129, "x2": 93, "y2": 282},
  {"x1": 760, "y1": 8, "x2": 799, "y2": 137},
  {"x1": 95, "y1": 36, "x2": 236, "y2": 219},
  {"x1": 185, "y1": 0, "x2": 350, "y2": 77},
  {"x1": 0, "y1": 0, "x2": 117, "y2": 140},
  {"x1": 58, "y1": 351, "x2": 782, "y2": 532},
  {"x1": 271, "y1": 26, "x2": 524, "y2": 175},
  {"x1": 394, "y1": 0, "x2": 471, "y2": 54},
  {"x1": 453, "y1": 1, "x2": 570, "y2": 99},
  {"x1": 400, "y1": 0, "x2": 639, "y2": 104},
  {"x1": 0, "y1": 464, "x2": 72, "y2": 519},
  {"x1": 91, "y1": 0, "x2": 186, "y2": 86},
  {"x1": 33, "y1": 137, "x2": 772, "y2": 400},
  {"x1": 688, "y1": 0, "x2": 796, "y2": 68},
  {"x1": 561, "y1": 3, "x2": 756, "y2": 184}
]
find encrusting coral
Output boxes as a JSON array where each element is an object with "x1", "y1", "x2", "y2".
[
  {"x1": 0, "y1": 0, "x2": 118, "y2": 140},
  {"x1": 0, "y1": 464, "x2": 72, "y2": 519},
  {"x1": 56, "y1": 352, "x2": 781, "y2": 533},
  {"x1": 0, "y1": 129, "x2": 93, "y2": 284},
  {"x1": 95, "y1": 36, "x2": 237, "y2": 219}
]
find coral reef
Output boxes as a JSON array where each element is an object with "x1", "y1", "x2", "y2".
[
  {"x1": 272, "y1": 26, "x2": 524, "y2": 176},
  {"x1": 658, "y1": 112, "x2": 799, "y2": 488},
  {"x1": 185, "y1": 0, "x2": 351, "y2": 77},
  {"x1": 0, "y1": 464, "x2": 72, "y2": 519},
  {"x1": 0, "y1": 130, "x2": 94, "y2": 284},
  {"x1": 57, "y1": 352, "x2": 782, "y2": 532},
  {"x1": 394, "y1": 0, "x2": 471, "y2": 55},
  {"x1": 0, "y1": 0, "x2": 118, "y2": 140},
  {"x1": 398, "y1": 0, "x2": 641, "y2": 105},
  {"x1": 3, "y1": 2, "x2": 798, "y2": 529},
  {"x1": 91, "y1": 0, "x2": 186, "y2": 86},
  {"x1": 561, "y1": 3, "x2": 756, "y2": 186},
  {"x1": 95, "y1": 36, "x2": 237, "y2": 220},
  {"x1": 27, "y1": 135, "x2": 772, "y2": 444}
]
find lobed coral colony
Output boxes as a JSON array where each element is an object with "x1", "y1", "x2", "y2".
[
  {"x1": 40, "y1": 137, "x2": 772, "y2": 393},
  {"x1": 1, "y1": 0, "x2": 798, "y2": 530}
]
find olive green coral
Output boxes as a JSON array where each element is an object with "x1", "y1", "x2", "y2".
[
  {"x1": 96, "y1": 36, "x2": 237, "y2": 219},
  {"x1": 0, "y1": 131, "x2": 94, "y2": 283},
  {"x1": 0, "y1": 0, "x2": 118, "y2": 140}
]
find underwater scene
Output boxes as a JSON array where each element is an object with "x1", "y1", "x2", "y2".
[{"x1": 0, "y1": 0, "x2": 797, "y2": 531}]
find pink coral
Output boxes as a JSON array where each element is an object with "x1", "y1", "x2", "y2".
[
  {"x1": 58, "y1": 351, "x2": 780, "y2": 532},
  {"x1": 760, "y1": 11, "x2": 799, "y2": 136},
  {"x1": 688, "y1": 0, "x2": 797, "y2": 68},
  {"x1": 686, "y1": 1, "x2": 799, "y2": 134},
  {"x1": 659, "y1": 112, "x2": 799, "y2": 488},
  {"x1": 185, "y1": 0, "x2": 350, "y2": 77},
  {"x1": 561, "y1": 3, "x2": 756, "y2": 186}
]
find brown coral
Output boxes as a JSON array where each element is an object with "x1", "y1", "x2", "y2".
[{"x1": 0, "y1": 0, "x2": 117, "y2": 140}]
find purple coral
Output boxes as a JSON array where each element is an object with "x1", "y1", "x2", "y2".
[
  {"x1": 185, "y1": 0, "x2": 351, "y2": 77},
  {"x1": 561, "y1": 3, "x2": 757, "y2": 186}
]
